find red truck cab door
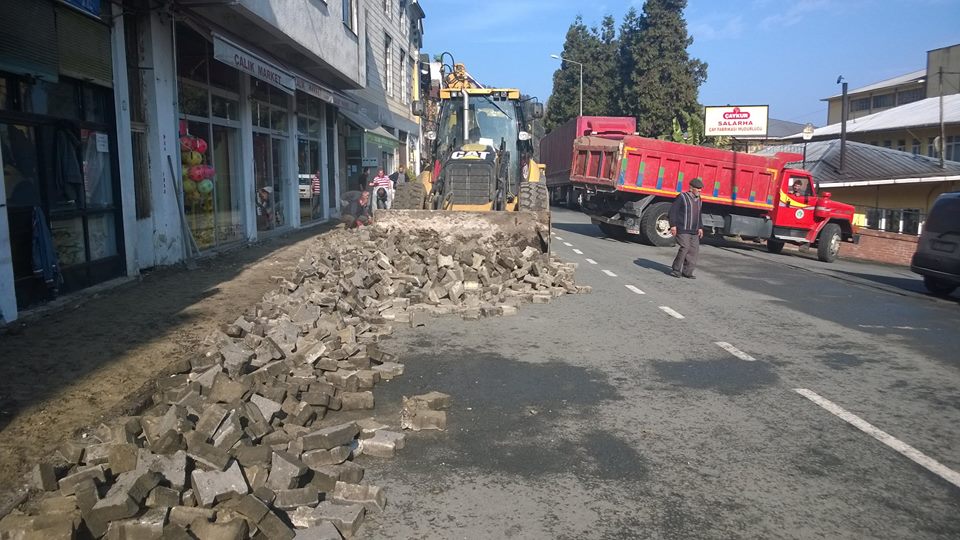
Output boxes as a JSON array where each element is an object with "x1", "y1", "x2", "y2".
[{"x1": 774, "y1": 173, "x2": 818, "y2": 234}]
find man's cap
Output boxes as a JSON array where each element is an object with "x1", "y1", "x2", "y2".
[
  {"x1": 259, "y1": 186, "x2": 273, "y2": 193},
  {"x1": 689, "y1": 178, "x2": 704, "y2": 189}
]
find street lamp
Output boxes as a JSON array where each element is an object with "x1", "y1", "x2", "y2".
[
  {"x1": 550, "y1": 54, "x2": 583, "y2": 117},
  {"x1": 802, "y1": 123, "x2": 815, "y2": 169}
]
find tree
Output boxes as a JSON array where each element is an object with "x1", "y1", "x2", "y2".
[
  {"x1": 583, "y1": 15, "x2": 619, "y2": 117},
  {"x1": 619, "y1": 0, "x2": 707, "y2": 138},
  {"x1": 544, "y1": 16, "x2": 592, "y2": 132}
]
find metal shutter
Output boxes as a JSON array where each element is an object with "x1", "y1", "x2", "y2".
[
  {"x1": 56, "y1": 5, "x2": 113, "y2": 87},
  {"x1": 0, "y1": 0, "x2": 58, "y2": 81}
]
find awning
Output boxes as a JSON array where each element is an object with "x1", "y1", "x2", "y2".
[
  {"x1": 294, "y1": 73, "x2": 359, "y2": 113},
  {"x1": 339, "y1": 109, "x2": 400, "y2": 148},
  {"x1": 212, "y1": 33, "x2": 295, "y2": 94},
  {"x1": 339, "y1": 108, "x2": 380, "y2": 131}
]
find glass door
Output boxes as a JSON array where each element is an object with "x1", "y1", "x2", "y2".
[
  {"x1": 253, "y1": 133, "x2": 287, "y2": 231},
  {"x1": 298, "y1": 138, "x2": 321, "y2": 222}
]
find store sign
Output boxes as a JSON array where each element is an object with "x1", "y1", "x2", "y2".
[
  {"x1": 59, "y1": 0, "x2": 101, "y2": 18},
  {"x1": 213, "y1": 35, "x2": 295, "y2": 94},
  {"x1": 296, "y1": 76, "x2": 359, "y2": 112},
  {"x1": 367, "y1": 133, "x2": 398, "y2": 149},
  {"x1": 704, "y1": 105, "x2": 769, "y2": 137}
]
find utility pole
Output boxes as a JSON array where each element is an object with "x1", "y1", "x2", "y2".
[
  {"x1": 838, "y1": 76, "x2": 848, "y2": 173},
  {"x1": 939, "y1": 67, "x2": 945, "y2": 169}
]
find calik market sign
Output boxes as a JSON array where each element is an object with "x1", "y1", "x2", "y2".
[
  {"x1": 704, "y1": 105, "x2": 769, "y2": 137},
  {"x1": 212, "y1": 35, "x2": 295, "y2": 94}
]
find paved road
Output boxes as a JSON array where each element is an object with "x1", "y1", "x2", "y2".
[{"x1": 362, "y1": 207, "x2": 960, "y2": 539}]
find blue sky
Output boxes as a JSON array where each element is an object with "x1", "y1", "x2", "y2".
[{"x1": 422, "y1": 0, "x2": 959, "y2": 127}]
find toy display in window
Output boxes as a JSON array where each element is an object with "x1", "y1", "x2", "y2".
[{"x1": 180, "y1": 134, "x2": 217, "y2": 247}]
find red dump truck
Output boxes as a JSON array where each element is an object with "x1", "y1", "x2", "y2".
[
  {"x1": 540, "y1": 116, "x2": 636, "y2": 207},
  {"x1": 571, "y1": 132, "x2": 858, "y2": 262}
]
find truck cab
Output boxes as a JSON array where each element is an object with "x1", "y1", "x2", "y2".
[{"x1": 768, "y1": 169, "x2": 857, "y2": 262}]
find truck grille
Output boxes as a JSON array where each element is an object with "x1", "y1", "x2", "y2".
[{"x1": 445, "y1": 162, "x2": 493, "y2": 205}]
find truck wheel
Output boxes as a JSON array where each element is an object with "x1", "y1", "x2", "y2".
[
  {"x1": 923, "y1": 276, "x2": 958, "y2": 297},
  {"x1": 766, "y1": 239, "x2": 785, "y2": 254},
  {"x1": 817, "y1": 223, "x2": 841, "y2": 262},
  {"x1": 519, "y1": 182, "x2": 549, "y2": 212},
  {"x1": 639, "y1": 201, "x2": 675, "y2": 247},
  {"x1": 392, "y1": 181, "x2": 426, "y2": 210}
]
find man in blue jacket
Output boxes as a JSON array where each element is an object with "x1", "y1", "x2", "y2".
[{"x1": 668, "y1": 178, "x2": 704, "y2": 279}]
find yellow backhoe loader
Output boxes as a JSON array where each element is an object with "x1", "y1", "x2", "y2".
[{"x1": 372, "y1": 63, "x2": 550, "y2": 251}]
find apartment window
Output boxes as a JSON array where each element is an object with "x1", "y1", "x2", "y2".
[
  {"x1": 928, "y1": 137, "x2": 937, "y2": 157},
  {"x1": 896, "y1": 139, "x2": 905, "y2": 152},
  {"x1": 384, "y1": 34, "x2": 394, "y2": 97},
  {"x1": 882, "y1": 140, "x2": 892, "y2": 149},
  {"x1": 948, "y1": 135, "x2": 959, "y2": 161},
  {"x1": 912, "y1": 138, "x2": 920, "y2": 155},
  {"x1": 872, "y1": 93, "x2": 894, "y2": 109},
  {"x1": 399, "y1": 51, "x2": 407, "y2": 103},
  {"x1": 383, "y1": 0, "x2": 391, "y2": 18},
  {"x1": 898, "y1": 88, "x2": 924, "y2": 105},
  {"x1": 869, "y1": 141, "x2": 879, "y2": 146},
  {"x1": 342, "y1": 0, "x2": 357, "y2": 32},
  {"x1": 851, "y1": 97, "x2": 870, "y2": 112}
]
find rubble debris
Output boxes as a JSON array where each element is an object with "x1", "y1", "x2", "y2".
[{"x1": 4, "y1": 227, "x2": 586, "y2": 538}]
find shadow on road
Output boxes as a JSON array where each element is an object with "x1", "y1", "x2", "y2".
[
  {"x1": 633, "y1": 258, "x2": 674, "y2": 275},
  {"x1": 552, "y1": 221, "x2": 605, "y2": 239}
]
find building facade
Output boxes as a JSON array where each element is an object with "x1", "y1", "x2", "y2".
[{"x1": 0, "y1": 0, "x2": 424, "y2": 323}]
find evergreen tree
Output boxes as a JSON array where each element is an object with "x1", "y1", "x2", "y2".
[
  {"x1": 544, "y1": 16, "x2": 592, "y2": 132},
  {"x1": 582, "y1": 15, "x2": 619, "y2": 117},
  {"x1": 619, "y1": 0, "x2": 707, "y2": 138}
]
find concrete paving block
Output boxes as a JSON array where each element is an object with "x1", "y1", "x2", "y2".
[
  {"x1": 399, "y1": 409, "x2": 446, "y2": 431},
  {"x1": 355, "y1": 370, "x2": 380, "y2": 390},
  {"x1": 266, "y1": 451, "x2": 307, "y2": 490},
  {"x1": 89, "y1": 489, "x2": 140, "y2": 526},
  {"x1": 145, "y1": 485, "x2": 180, "y2": 508},
  {"x1": 212, "y1": 412, "x2": 244, "y2": 451},
  {"x1": 168, "y1": 506, "x2": 216, "y2": 528},
  {"x1": 233, "y1": 494, "x2": 270, "y2": 523},
  {"x1": 74, "y1": 478, "x2": 100, "y2": 515},
  {"x1": 58, "y1": 465, "x2": 106, "y2": 496},
  {"x1": 234, "y1": 444, "x2": 272, "y2": 468},
  {"x1": 324, "y1": 370, "x2": 359, "y2": 392},
  {"x1": 138, "y1": 449, "x2": 188, "y2": 491},
  {"x1": 370, "y1": 362, "x2": 404, "y2": 380},
  {"x1": 107, "y1": 443, "x2": 139, "y2": 475},
  {"x1": 249, "y1": 394, "x2": 282, "y2": 422},
  {"x1": 30, "y1": 463, "x2": 58, "y2": 491},
  {"x1": 329, "y1": 461, "x2": 364, "y2": 484},
  {"x1": 195, "y1": 404, "x2": 230, "y2": 441},
  {"x1": 109, "y1": 469, "x2": 163, "y2": 504},
  {"x1": 300, "y1": 392, "x2": 330, "y2": 407},
  {"x1": 404, "y1": 391, "x2": 451, "y2": 410},
  {"x1": 292, "y1": 521, "x2": 343, "y2": 540},
  {"x1": 358, "y1": 430, "x2": 405, "y2": 458},
  {"x1": 339, "y1": 392, "x2": 374, "y2": 411},
  {"x1": 81, "y1": 443, "x2": 112, "y2": 466},
  {"x1": 355, "y1": 418, "x2": 390, "y2": 439},
  {"x1": 301, "y1": 423, "x2": 359, "y2": 452},
  {"x1": 208, "y1": 373, "x2": 248, "y2": 404},
  {"x1": 310, "y1": 502, "x2": 365, "y2": 538},
  {"x1": 300, "y1": 341, "x2": 329, "y2": 365},
  {"x1": 104, "y1": 507, "x2": 167, "y2": 539},
  {"x1": 332, "y1": 481, "x2": 386, "y2": 512},
  {"x1": 35, "y1": 494, "x2": 80, "y2": 515},
  {"x1": 185, "y1": 433, "x2": 232, "y2": 472},
  {"x1": 221, "y1": 341, "x2": 255, "y2": 378},
  {"x1": 273, "y1": 487, "x2": 320, "y2": 510},
  {"x1": 191, "y1": 461, "x2": 249, "y2": 507},
  {"x1": 301, "y1": 446, "x2": 351, "y2": 469},
  {"x1": 189, "y1": 516, "x2": 249, "y2": 540},
  {"x1": 151, "y1": 430, "x2": 186, "y2": 455},
  {"x1": 256, "y1": 510, "x2": 295, "y2": 540}
]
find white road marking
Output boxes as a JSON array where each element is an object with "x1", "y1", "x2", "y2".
[
  {"x1": 625, "y1": 285, "x2": 645, "y2": 295},
  {"x1": 858, "y1": 325, "x2": 928, "y2": 331},
  {"x1": 602, "y1": 270, "x2": 617, "y2": 277},
  {"x1": 794, "y1": 389, "x2": 960, "y2": 490},
  {"x1": 554, "y1": 236, "x2": 563, "y2": 240},
  {"x1": 572, "y1": 249, "x2": 584, "y2": 255},
  {"x1": 715, "y1": 341, "x2": 756, "y2": 362},
  {"x1": 563, "y1": 242, "x2": 573, "y2": 247},
  {"x1": 659, "y1": 306, "x2": 685, "y2": 319},
  {"x1": 585, "y1": 258, "x2": 597, "y2": 265}
]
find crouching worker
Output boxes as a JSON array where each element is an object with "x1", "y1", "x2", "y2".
[{"x1": 340, "y1": 190, "x2": 372, "y2": 229}]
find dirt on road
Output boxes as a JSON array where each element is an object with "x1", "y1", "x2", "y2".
[{"x1": 0, "y1": 224, "x2": 333, "y2": 494}]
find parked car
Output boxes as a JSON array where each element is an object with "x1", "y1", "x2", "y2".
[
  {"x1": 911, "y1": 191, "x2": 960, "y2": 296},
  {"x1": 298, "y1": 174, "x2": 313, "y2": 199}
]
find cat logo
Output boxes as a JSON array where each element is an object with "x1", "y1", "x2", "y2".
[{"x1": 451, "y1": 151, "x2": 490, "y2": 160}]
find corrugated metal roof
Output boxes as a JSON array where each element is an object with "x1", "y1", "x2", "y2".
[
  {"x1": 766, "y1": 118, "x2": 809, "y2": 139},
  {"x1": 754, "y1": 139, "x2": 960, "y2": 185},
  {"x1": 823, "y1": 69, "x2": 926, "y2": 99},
  {"x1": 784, "y1": 94, "x2": 960, "y2": 138}
]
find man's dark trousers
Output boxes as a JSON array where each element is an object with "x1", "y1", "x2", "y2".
[{"x1": 672, "y1": 233, "x2": 699, "y2": 277}]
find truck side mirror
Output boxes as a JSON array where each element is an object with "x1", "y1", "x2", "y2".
[
  {"x1": 530, "y1": 102, "x2": 544, "y2": 119},
  {"x1": 412, "y1": 100, "x2": 424, "y2": 117}
]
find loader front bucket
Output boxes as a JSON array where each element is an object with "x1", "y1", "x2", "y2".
[{"x1": 371, "y1": 210, "x2": 551, "y2": 252}]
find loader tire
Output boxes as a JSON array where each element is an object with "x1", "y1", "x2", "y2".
[
  {"x1": 519, "y1": 182, "x2": 549, "y2": 212},
  {"x1": 392, "y1": 181, "x2": 426, "y2": 210},
  {"x1": 639, "y1": 201, "x2": 675, "y2": 247}
]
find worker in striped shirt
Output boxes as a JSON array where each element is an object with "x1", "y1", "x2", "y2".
[
  {"x1": 668, "y1": 177, "x2": 704, "y2": 279},
  {"x1": 310, "y1": 172, "x2": 322, "y2": 218},
  {"x1": 369, "y1": 168, "x2": 393, "y2": 209}
]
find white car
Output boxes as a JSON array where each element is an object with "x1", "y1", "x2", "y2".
[{"x1": 298, "y1": 174, "x2": 313, "y2": 199}]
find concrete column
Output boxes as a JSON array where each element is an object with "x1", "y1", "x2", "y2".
[
  {"x1": 0, "y1": 143, "x2": 16, "y2": 323},
  {"x1": 240, "y1": 75, "x2": 257, "y2": 241},
  {"x1": 141, "y1": 11, "x2": 185, "y2": 266},
  {"x1": 319, "y1": 104, "x2": 329, "y2": 220},
  {"x1": 332, "y1": 113, "x2": 342, "y2": 218},
  {"x1": 285, "y1": 93, "x2": 299, "y2": 229},
  {"x1": 110, "y1": 12, "x2": 139, "y2": 277}
]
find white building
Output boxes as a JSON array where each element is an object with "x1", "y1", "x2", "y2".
[{"x1": 0, "y1": 0, "x2": 425, "y2": 323}]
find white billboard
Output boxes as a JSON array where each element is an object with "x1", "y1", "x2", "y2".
[{"x1": 704, "y1": 105, "x2": 769, "y2": 137}]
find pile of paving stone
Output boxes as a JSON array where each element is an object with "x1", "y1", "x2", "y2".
[{"x1": 0, "y1": 228, "x2": 587, "y2": 539}]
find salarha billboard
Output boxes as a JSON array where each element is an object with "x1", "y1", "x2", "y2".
[{"x1": 704, "y1": 105, "x2": 769, "y2": 137}]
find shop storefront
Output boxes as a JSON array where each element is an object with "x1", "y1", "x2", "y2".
[
  {"x1": 339, "y1": 109, "x2": 400, "y2": 187},
  {"x1": 175, "y1": 24, "x2": 245, "y2": 249},
  {"x1": 0, "y1": 1, "x2": 124, "y2": 311},
  {"x1": 296, "y1": 91, "x2": 325, "y2": 224}
]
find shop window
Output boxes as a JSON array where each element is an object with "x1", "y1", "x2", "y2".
[
  {"x1": 872, "y1": 94, "x2": 894, "y2": 109},
  {"x1": 851, "y1": 98, "x2": 870, "y2": 112},
  {"x1": 209, "y1": 56, "x2": 239, "y2": 92},
  {"x1": 176, "y1": 25, "x2": 209, "y2": 83},
  {"x1": 211, "y1": 95, "x2": 238, "y2": 121},
  {"x1": 81, "y1": 129, "x2": 114, "y2": 209},
  {"x1": 25, "y1": 79, "x2": 81, "y2": 120},
  {"x1": 131, "y1": 131, "x2": 151, "y2": 219},
  {"x1": 898, "y1": 88, "x2": 924, "y2": 105},
  {"x1": 179, "y1": 80, "x2": 209, "y2": 117}
]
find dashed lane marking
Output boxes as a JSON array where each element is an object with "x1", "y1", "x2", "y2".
[
  {"x1": 563, "y1": 242, "x2": 573, "y2": 247},
  {"x1": 554, "y1": 236, "x2": 563, "y2": 240},
  {"x1": 625, "y1": 285, "x2": 645, "y2": 295},
  {"x1": 602, "y1": 270, "x2": 617, "y2": 277},
  {"x1": 585, "y1": 259, "x2": 597, "y2": 265},
  {"x1": 659, "y1": 306, "x2": 685, "y2": 319},
  {"x1": 795, "y1": 389, "x2": 960, "y2": 490},
  {"x1": 715, "y1": 341, "x2": 756, "y2": 361},
  {"x1": 572, "y1": 249, "x2": 583, "y2": 255}
]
